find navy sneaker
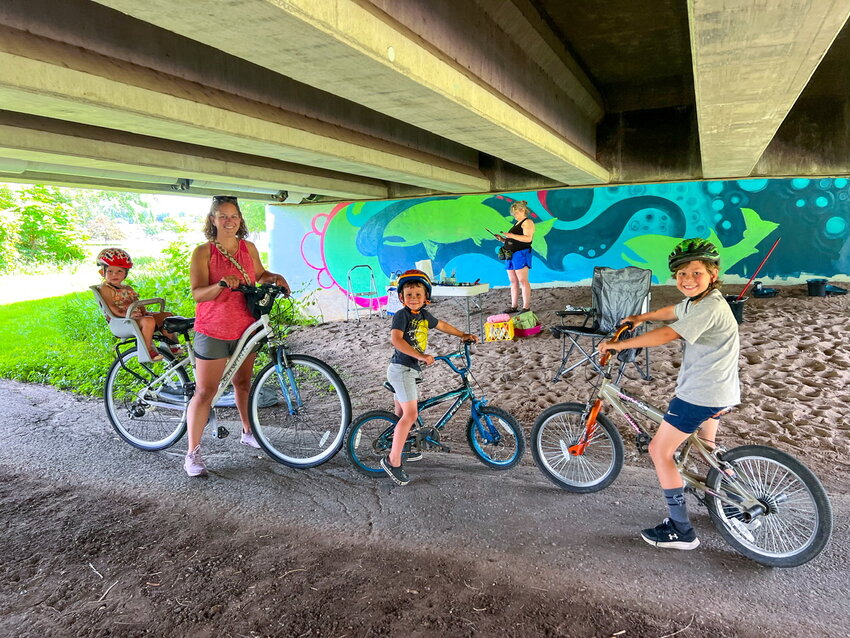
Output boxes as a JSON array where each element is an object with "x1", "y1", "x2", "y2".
[
  {"x1": 640, "y1": 518, "x2": 700, "y2": 550},
  {"x1": 380, "y1": 456, "x2": 410, "y2": 486}
]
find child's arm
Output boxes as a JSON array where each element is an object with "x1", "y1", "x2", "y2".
[
  {"x1": 597, "y1": 325, "x2": 680, "y2": 355},
  {"x1": 435, "y1": 320, "x2": 479, "y2": 343},
  {"x1": 623, "y1": 304, "x2": 677, "y2": 328},
  {"x1": 391, "y1": 329, "x2": 435, "y2": 366}
]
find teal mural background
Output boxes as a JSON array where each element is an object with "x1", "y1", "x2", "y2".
[{"x1": 268, "y1": 178, "x2": 850, "y2": 309}]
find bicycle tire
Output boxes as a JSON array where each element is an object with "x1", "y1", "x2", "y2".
[
  {"x1": 705, "y1": 445, "x2": 833, "y2": 567},
  {"x1": 466, "y1": 406, "x2": 525, "y2": 469},
  {"x1": 344, "y1": 410, "x2": 399, "y2": 477},
  {"x1": 104, "y1": 345, "x2": 189, "y2": 451},
  {"x1": 249, "y1": 354, "x2": 351, "y2": 468},
  {"x1": 531, "y1": 402, "x2": 624, "y2": 493}
]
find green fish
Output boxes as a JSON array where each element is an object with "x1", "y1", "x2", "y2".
[
  {"x1": 383, "y1": 198, "x2": 556, "y2": 259},
  {"x1": 623, "y1": 208, "x2": 779, "y2": 281}
]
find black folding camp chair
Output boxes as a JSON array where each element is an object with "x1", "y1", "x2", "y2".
[{"x1": 551, "y1": 266, "x2": 653, "y2": 383}]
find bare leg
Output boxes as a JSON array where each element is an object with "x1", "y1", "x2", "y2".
[
  {"x1": 648, "y1": 421, "x2": 691, "y2": 489},
  {"x1": 186, "y1": 357, "x2": 227, "y2": 450},
  {"x1": 151, "y1": 311, "x2": 177, "y2": 341},
  {"x1": 515, "y1": 266, "x2": 531, "y2": 309},
  {"x1": 696, "y1": 418, "x2": 719, "y2": 449},
  {"x1": 507, "y1": 269, "x2": 519, "y2": 308},
  {"x1": 138, "y1": 315, "x2": 156, "y2": 352},
  {"x1": 388, "y1": 400, "x2": 418, "y2": 467},
  {"x1": 232, "y1": 352, "x2": 258, "y2": 434}
]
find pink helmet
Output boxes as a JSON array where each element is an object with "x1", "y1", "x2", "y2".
[{"x1": 96, "y1": 248, "x2": 133, "y2": 270}]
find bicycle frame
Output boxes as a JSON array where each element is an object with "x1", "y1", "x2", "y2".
[
  {"x1": 581, "y1": 326, "x2": 767, "y2": 518},
  {"x1": 378, "y1": 344, "x2": 500, "y2": 448},
  {"x1": 118, "y1": 286, "x2": 305, "y2": 417}
]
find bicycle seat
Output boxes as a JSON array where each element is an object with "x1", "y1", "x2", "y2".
[
  {"x1": 383, "y1": 377, "x2": 423, "y2": 393},
  {"x1": 162, "y1": 316, "x2": 195, "y2": 334}
]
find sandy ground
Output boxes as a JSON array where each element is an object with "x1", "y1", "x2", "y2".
[{"x1": 1, "y1": 283, "x2": 849, "y2": 637}]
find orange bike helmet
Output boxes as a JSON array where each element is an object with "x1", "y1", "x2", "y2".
[{"x1": 396, "y1": 269, "x2": 432, "y2": 300}]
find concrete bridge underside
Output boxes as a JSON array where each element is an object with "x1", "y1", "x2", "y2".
[{"x1": 0, "y1": 0, "x2": 848, "y2": 203}]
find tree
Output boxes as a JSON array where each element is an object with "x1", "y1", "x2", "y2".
[
  {"x1": 0, "y1": 184, "x2": 20, "y2": 270},
  {"x1": 15, "y1": 185, "x2": 87, "y2": 265}
]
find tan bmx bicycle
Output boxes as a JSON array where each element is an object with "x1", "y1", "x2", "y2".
[{"x1": 531, "y1": 323, "x2": 833, "y2": 567}]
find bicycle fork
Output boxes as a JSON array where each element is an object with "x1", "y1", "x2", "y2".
[{"x1": 274, "y1": 346, "x2": 303, "y2": 416}]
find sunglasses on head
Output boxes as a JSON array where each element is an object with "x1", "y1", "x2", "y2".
[{"x1": 212, "y1": 195, "x2": 238, "y2": 203}]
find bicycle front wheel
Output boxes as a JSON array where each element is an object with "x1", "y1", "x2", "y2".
[
  {"x1": 531, "y1": 402, "x2": 624, "y2": 493},
  {"x1": 345, "y1": 410, "x2": 398, "y2": 477},
  {"x1": 249, "y1": 354, "x2": 351, "y2": 468},
  {"x1": 104, "y1": 345, "x2": 189, "y2": 451},
  {"x1": 705, "y1": 445, "x2": 833, "y2": 567},
  {"x1": 467, "y1": 406, "x2": 525, "y2": 469}
]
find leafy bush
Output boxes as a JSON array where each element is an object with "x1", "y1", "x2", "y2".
[
  {"x1": 14, "y1": 185, "x2": 87, "y2": 266},
  {"x1": 0, "y1": 245, "x2": 325, "y2": 396}
]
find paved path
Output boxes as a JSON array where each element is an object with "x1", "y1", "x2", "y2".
[{"x1": 1, "y1": 380, "x2": 847, "y2": 636}]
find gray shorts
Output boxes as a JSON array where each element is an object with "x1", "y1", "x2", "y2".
[
  {"x1": 386, "y1": 363, "x2": 421, "y2": 403},
  {"x1": 194, "y1": 333, "x2": 241, "y2": 360}
]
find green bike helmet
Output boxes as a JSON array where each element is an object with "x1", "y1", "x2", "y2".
[{"x1": 668, "y1": 238, "x2": 720, "y2": 272}]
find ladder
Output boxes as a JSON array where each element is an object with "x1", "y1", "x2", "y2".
[{"x1": 346, "y1": 264, "x2": 383, "y2": 321}]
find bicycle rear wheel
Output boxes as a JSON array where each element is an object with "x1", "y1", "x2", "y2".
[
  {"x1": 249, "y1": 354, "x2": 351, "y2": 468},
  {"x1": 104, "y1": 345, "x2": 189, "y2": 451},
  {"x1": 531, "y1": 402, "x2": 624, "y2": 492},
  {"x1": 344, "y1": 410, "x2": 398, "y2": 476},
  {"x1": 705, "y1": 445, "x2": 833, "y2": 567},
  {"x1": 467, "y1": 406, "x2": 525, "y2": 469}
]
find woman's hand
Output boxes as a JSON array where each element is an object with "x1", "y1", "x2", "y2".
[
  {"x1": 461, "y1": 333, "x2": 479, "y2": 343},
  {"x1": 219, "y1": 274, "x2": 241, "y2": 289},
  {"x1": 496, "y1": 234, "x2": 506, "y2": 242}
]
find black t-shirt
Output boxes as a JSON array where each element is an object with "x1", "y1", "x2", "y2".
[
  {"x1": 504, "y1": 217, "x2": 533, "y2": 252},
  {"x1": 390, "y1": 307, "x2": 439, "y2": 370}
]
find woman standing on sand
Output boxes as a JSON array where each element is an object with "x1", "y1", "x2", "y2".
[{"x1": 495, "y1": 200, "x2": 535, "y2": 314}]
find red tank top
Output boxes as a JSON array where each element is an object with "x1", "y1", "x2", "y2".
[{"x1": 194, "y1": 240, "x2": 256, "y2": 340}]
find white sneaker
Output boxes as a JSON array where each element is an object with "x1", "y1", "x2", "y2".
[
  {"x1": 184, "y1": 445, "x2": 208, "y2": 477},
  {"x1": 241, "y1": 431, "x2": 261, "y2": 449}
]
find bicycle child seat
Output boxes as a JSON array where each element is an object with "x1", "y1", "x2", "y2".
[{"x1": 90, "y1": 285, "x2": 167, "y2": 363}]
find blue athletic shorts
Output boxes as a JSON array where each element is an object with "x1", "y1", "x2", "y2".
[
  {"x1": 506, "y1": 248, "x2": 532, "y2": 270},
  {"x1": 664, "y1": 397, "x2": 729, "y2": 434}
]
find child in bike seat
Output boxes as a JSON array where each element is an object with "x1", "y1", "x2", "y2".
[
  {"x1": 381, "y1": 269, "x2": 479, "y2": 486},
  {"x1": 597, "y1": 238, "x2": 740, "y2": 551},
  {"x1": 96, "y1": 248, "x2": 177, "y2": 362}
]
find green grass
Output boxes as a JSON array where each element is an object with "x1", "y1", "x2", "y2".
[{"x1": 0, "y1": 292, "x2": 115, "y2": 395}]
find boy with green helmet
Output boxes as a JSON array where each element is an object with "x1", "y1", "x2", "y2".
[{"x1": 598, "y1": 238, "x2": 740, "y2": 550}]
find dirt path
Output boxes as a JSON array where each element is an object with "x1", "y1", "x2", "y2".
[{"x1": 1, "y1": 379, "x2": 847, "y2": 637}]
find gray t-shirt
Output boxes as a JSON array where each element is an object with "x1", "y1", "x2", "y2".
[{"x1": 669, "y1": 289, "x2": 741, "y2": 407}]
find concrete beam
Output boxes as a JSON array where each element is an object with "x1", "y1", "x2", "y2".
[
  {"x1": 0, "y1": 26, "x2": 488, "y2": 194},
  {"x1": 688, "y1": 0, "x2": 850, "y2": 178},
  {"x1": 93, "y1": 0, "x2": 609, "y2": 185},
  {"x1": 0, "y1": 112, "x2": 388, "y2": 199}
]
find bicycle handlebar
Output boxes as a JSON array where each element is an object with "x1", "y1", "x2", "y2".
[
  {"x1": 599, "y1": 321, "x2": 634, "y2": 367},
  {"x1": 433, "y1": 340, "x2": 474, "y2": 374},
  {"x1": 218, "y1": 280, "x2": 291, "y2": 297}
]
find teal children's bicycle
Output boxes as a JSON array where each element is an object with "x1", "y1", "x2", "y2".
[
  {"x1": 103, "y1": 282, "x2": 352, "y2": 468},
  {"x1": 345, "y1": 341, "x2": 525, "y2": 475}
]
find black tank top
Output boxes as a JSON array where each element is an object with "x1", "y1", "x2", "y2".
[{"x1": 504, "y1": 218, "x2": 533, "y2": 252}]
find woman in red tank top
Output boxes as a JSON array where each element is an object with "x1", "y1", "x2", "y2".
[{"x1": 183, "y1": 195, "x2": 290, "y2": 477}]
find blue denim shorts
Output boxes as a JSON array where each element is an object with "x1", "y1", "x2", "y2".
[
  {"x1": 664, "y1": 397, "x2": 729, "y2": 434},
  {"x1": 505, "y1": 248, "x2": 532, "y2": 270}
]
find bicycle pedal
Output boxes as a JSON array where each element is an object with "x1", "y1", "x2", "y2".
[{"x1": 213, "y1": 425, "x2": 230, "y2": 439}]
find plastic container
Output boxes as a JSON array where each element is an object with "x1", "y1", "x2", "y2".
[
  {"x1": 514, "y1": 325, "x2": 542, "y2": 338},
  {"x1": 807, "y1": 279, "x2": 827, "y2": 297},
  {"x1": 724, "y1": 295, "x2": 746, "y2": 325}
]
